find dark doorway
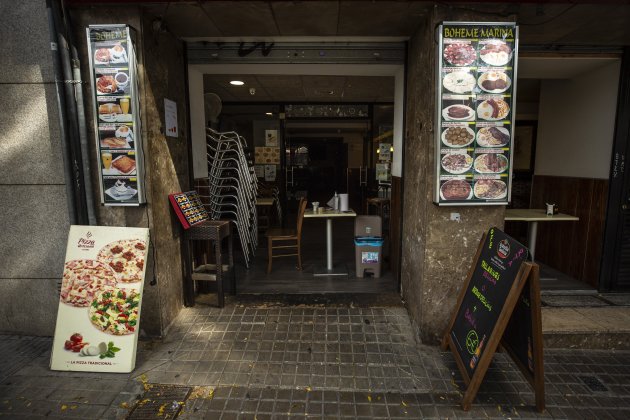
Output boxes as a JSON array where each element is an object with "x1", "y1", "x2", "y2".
[{"x1": 601, "y1": 48, "x2": 630, "y2": 292}]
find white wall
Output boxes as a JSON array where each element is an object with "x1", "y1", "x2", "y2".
[{"x1": 535, "y1": 60, "x2": 621, "y2": 179}]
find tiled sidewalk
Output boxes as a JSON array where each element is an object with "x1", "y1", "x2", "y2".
[{"x1": 1, "y1": 299, "x2": 630, "y2": 419}]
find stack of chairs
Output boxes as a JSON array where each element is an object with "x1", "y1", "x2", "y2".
[{"x1": 200, "y1": 128, "x2": 258, "y2": 268}]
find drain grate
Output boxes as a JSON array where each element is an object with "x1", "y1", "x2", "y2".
[
  {"x1": 578, "y1": 375, "x2": 609, "y2": 392},
  {"x1": 127, "y1": 385, "x2": 192, "y2": 419}
]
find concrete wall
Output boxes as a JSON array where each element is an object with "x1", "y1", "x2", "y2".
[
  {"x1": 401, "y1": 9, "x2": 506, "y2": 344},
  {"x1": 71, "y1": 7, "x2": 190, "y2": 337},
  {"x1": 535, "y1": 60, "x2": 620, "y2": 179},
  {"x1": 0, "y1": 0, "x2": 70, "y2": 335}
]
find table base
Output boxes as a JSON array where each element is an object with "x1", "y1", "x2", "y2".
[{"x1": 313, "y1": 263, "x2": 349, "y2": 276}]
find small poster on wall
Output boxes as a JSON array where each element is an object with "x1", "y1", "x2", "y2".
[
  {"x1": 264, "y1": 165, "x2": 277, "y2": 181},
  {"x1": 164, "y1": 98, "x2": 178, "y2": 137},
  {"x1": 376, "y1": 163, "x2": 390, "y2": 181},
  {"x1": 379, "y1": 143, "x2": 392, "y2": 161},
  {"x1": 50, "y1": 225, "x2": 150, "y2": 373},
  {"x1": 254, "y1": 165, "x2": 265, "y2": 178},
  {"x1": 265, "y1": 129, "x2": 278, "y2": 147},
  {"x1": 255, "y1": 147, "x2": 281, "y2": 164}
]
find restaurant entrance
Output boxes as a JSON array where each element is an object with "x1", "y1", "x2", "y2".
[
  {"x1": 506, "y1": 53, "x2": 623, "y2": 293},
  {"x1": 194, "y1": 65, "x2": 401, "y2": 294}
]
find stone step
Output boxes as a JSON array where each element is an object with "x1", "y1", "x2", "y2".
[{"x1": 542, "y1": 306, "x2": 630, "y2": 350}]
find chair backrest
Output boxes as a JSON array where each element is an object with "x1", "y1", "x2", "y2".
[{"x1": 296, "y1": 197, "x2": 308, "y2": 237}]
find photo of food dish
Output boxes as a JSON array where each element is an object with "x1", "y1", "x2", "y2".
[
  {"x1": 93, "y1": 43, "x2": 128, "y2": 65},
  {"x1": 100, "y1": 137, "x2": 129, "y2": 149},
  {"x1": 443, "y1": 43, "x2": 476, "y2": 66},
  {"x1": 440, "y1": 179, "x2": 472, "y2": 200},
  {"x1": 442, "y1": 105, "x2": 475, "y2": 121},
  {"x1": 477, "y1": 126, "x2": 510, "y2": 147},
  {"x1": 105, "y1": 155, "x2": 136, "y2": 176},
  {"x1": 478, "y1": 71, "x2": 511, "y2": 93},
  {"x1": 97, "y1": 239, "x2": 146, "y2": 283},
  {"x1": 441, "y1": 126, "x2": 475, "y2": 148},
  {"x1": 442, "y1": 71, "x2": 476, "y2": 94},
  {"x1": 474, "y1": 153, "x2": 509, "y2": 173},
  {"x1": 474, "y1": 179, "x2": 507, "y2": 199},
  {"x1": 96, "y1": 75, "x2": 117, "y2": 94},
  {"x1": 60, "y1": 259, "x2": 117, "y2": 307},
  {"x1": 477, "y1": 98, "x2": 510, "y2": 120},
  {"x1": 94, "y1": 48, "x2": 111, "y2": 64},
  {"x1": 89, "y1": 288, "x2": 140, "y2": 335},
  {"x1": 98, "y1": 99, "x2": 132, "y2": 123},
  {"x1": 103, "y1": 178, "x2": 139, "y2": 202},
  {"x1": 441, "y1": 153, "x2": 473, "y2": 174},
  {"x1": 479, "y1": 41, "x2": 512, "y2": 66}
]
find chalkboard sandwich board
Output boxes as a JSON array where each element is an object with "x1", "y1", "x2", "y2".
[{"x1": 441, "y1": 227, "x2": 544, "y2": 412}]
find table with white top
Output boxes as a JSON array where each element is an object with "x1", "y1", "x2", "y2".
[
  {"x1": 304, "y1": 208, "x2": 357, "y2": 276},
  {"x1": 504, "y1": 209, "x2": 579, "y2": 260}
]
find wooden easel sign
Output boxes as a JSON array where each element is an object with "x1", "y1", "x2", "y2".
[{"x1": 441, "y1": 227, "x2": 545, "y2": 412}]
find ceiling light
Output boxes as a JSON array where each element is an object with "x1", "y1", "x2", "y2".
[
  {"x1": 265, "y1": 112, "x2": 273, "y2": 116},
  {"x1": 230, "y1": 80, "x2": 244, "y2": 86}
]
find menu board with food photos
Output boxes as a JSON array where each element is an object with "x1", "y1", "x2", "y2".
[
  {"x1": 435, "y1": 22, "x2": 518, "y2": 206},
  {"x1": 168, "y1": 191, "x2": 210, "y2": 229},
  {"x1": 87, "y1": 25, "x2": 145, "y2": 206}
]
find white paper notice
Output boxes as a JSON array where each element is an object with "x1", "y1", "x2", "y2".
[
  {"x1": 254, "y1": 165, "x2": 265, "y2": 178},
  {"x1": 164, "y1": 98, "x2": 178, "y2": 137},
  {"x1": 264, "y1": 164, "x2": 276, "y2": 181},
  {"x1": 50, "y1": 225, "x2": 150, "y2": 373},
  {"x1": 265, "y1": 129, "x2": 278, "y2": 147}
]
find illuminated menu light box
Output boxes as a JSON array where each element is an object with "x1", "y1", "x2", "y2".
[
  {"x1": 87, "y1": 25, "x2": 146, "y2": 206},
  {"x1": 168, "y1": 191, "x2": 210, "y2": 229},
  {"x1": 435, "y1": 22, "x2": 519, "y2": 206}
]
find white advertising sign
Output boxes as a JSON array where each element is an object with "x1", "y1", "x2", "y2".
[
  {"x1": 50, "y1": 225, "x2": 150, "y2": 373},
  {"x1": 164, "y1": 98, "x2": 178, "y2": 137}
]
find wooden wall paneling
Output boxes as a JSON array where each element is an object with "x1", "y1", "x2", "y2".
[
  {"x1": 567, "y1": 178, "x2": 595, "y2": 281},
  {"x1": 583, "y1": 180, "x2": 609, "y2": 287},
  {"x1": 530, "y1": 175, "x2": 608, "y2": 288},
  {"x1": 390, "y1": 176, "x2": 402, "y2": 289}
]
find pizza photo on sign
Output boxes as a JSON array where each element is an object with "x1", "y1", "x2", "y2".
[
  {"x1": 97, "y1": 239, "x2": 146, "y2": 282},
  {"x1": 61, "y1": 260, "x2": 117, "y2": 307},
  {"x1": 89, "y1": 287, "x2": 140, "y2": 335}
]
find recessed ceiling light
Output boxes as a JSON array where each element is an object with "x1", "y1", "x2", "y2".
[
  {"x1": 230, "y1": 80, "x2": 245, "y2": 86},
  {"x1": 265, "y1": 112, "x2": 273, "y2": 116}
]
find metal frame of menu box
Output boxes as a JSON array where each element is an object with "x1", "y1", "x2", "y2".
[
  {"x1": 86, "y1": 24, "x2": 146, "y2": 206},
  {"x1": 434, "y1": 22, "x2": 519, "y2": 206}
]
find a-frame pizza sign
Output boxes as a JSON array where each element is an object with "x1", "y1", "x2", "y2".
[{"x1": 441, "y1": 227, "x2": 545, "y2": 412}]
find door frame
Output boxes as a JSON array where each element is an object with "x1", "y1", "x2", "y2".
[{"x1": 600, "y1": 47, "x2": 630, "y2": 291}]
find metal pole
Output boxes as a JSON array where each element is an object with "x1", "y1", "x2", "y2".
[
  {"x1": 326, "y1": 218, "x2": 333, "y2": 270},
  {"x1": 46, "y1": 0, "x2": 77, "y2": 225}
]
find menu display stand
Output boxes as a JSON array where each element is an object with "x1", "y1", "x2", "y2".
[
  {"x1": 435, "y1": 22, "x2": 519, "y2": 206},
  {"x1": 87, "y1": 25, "x2": 145, "y2": 206},
  {"x1": 441, "y1": 227, "x2": 545, "y2": 412}
]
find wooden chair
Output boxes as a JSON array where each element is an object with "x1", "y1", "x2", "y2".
[{"x1": 266, "y1": 197, "x2": 307, "y2": 274}]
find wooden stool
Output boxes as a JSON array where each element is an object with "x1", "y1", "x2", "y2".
[{"x1": 183, "y1": 220, "x2": 234, "y2": 307}]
